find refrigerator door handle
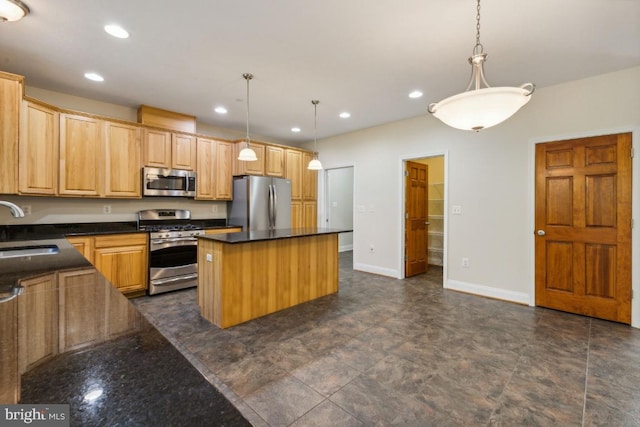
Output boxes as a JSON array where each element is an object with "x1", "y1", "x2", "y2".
[
  {"x1": 268, "y1": 184, "x2": 275, "y2": 229},
  {"x1": 272, "y1": 183, "x2": 278, "y2": 229}
]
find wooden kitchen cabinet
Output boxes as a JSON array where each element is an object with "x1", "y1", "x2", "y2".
[
  {"x1": 104, "y1": 121, "x2": 142, "y2": 198},
  {"x1": 0, "y1": 71, "x2": 23, "y2": 195},
  {"x1": 59, "y1": 113, "x2": 103, "y2": 196},
  {"x1": 285, "y1": 149, "x2": 303, "y2": 200},
  {"x1": 58, "y1": 268, "x2": 104, "y2": 353},
  {"x1": 196, "y1": 137, "x2": 234, "y2": 200},
  {"x1": 234, "y1": 141, "x2": 266, "y2": 176},
  {"x1": 0, "y1": 298, "x2": 19, "y2": 403},
  {"x1": 204, "y1": 227, "x2": 242, "y2": 235},
  {"x1": 19, "y1": 100, "x2": 59, "y2": 195},
  {"x1": 302, "y1": 151, "x2": 318, "y2": 201},
  {"x1": 17, "y1": 273, "x2": 58, "y2": 374},
  {"x1": 103, "y1": 275, "x2": 141, "y2": 339},
  {"x1": 66, "y1": 236, "x2": 95, "y2": 264},
  {"x1": 143, "y1": 128, "x2": 172, "y2": 168},
  {"x1": 291, "y1": 201, "x2": 303, "y2": 228},
  {"x1": 172, "y1": 133, "x2": 196, "y2": 170},
  {"x1": 265, "y1": 145, "x2": 285, "y2": 177},
  {"x1": 303, "y1": 201, "x2": 318, "y2": 228},
  {"x1": 93, "y1": 233, "x2": 148, "y2": 298}
]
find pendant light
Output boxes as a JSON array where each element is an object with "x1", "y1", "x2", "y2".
[
  {"x1": 307, "y1": 100, "x2": 323, "y2": 170},
  {"x1": 428, "y1": 0, "x2": 534, "y2": 131},
  {"x1": 237, "y1": 73, "x2": 258, "y2": 161},
  {"x1": 0, "y1": 0, "x2": 29, "y2": 22}
]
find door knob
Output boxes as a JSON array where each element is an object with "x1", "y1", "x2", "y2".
[{"x1": 536, "y1": 230, "x2": 546, "y2": 236}]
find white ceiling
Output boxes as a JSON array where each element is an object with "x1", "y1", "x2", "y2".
[{"x1": 1, "y1": 0, "x2": 639, "y2": 143}]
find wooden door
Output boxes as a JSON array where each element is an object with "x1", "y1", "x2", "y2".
[
  {"x1": 405, "y1": 161, "x2": 428, "y2": 277},
  {"x1": 196, "y1": 137, "x2": 215, "y2": 199},
  {"x1": 104, "y1": 121, "x2": 141, "y2": 198},
  {"x1": 535, "y1": 133, "x2": 632, "y2": 323}
]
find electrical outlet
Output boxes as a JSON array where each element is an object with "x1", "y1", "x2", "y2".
[
  {"x1": 103, "y1": 205, "x2": 111, "y2": 214},
  {"x1": 21, "y1": 205, "x2": 31, "y2": 216},
  {"x1": 369, "y1": 244, "x2": 375, "y2": 253},
  {"x1": 462, "y1": 257, "x2": 470, "y2": 268},
  {"x1": 206, "y1": 253, "x2": 213, "y2": 262},
  {"x1": 452, "y1": 205, "x2": 462, "y2": 215},
  {"x1": 211, "y1": 205, "x2": 218, "y2": 213}
]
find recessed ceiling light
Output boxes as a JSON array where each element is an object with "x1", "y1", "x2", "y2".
[
  {"x1": 291, "y1": 127, "x2": 301, "y2": 133},
  {"x1": 84, "y1": 72, "x2": 104, "y2": 82},
  {"x1": 214, "y1": 106, "x2": 227, "y2": 114},
  {"x1": 104, "y1": 24, "x2": 129, "y2": 39},
  {"x1": 409, "y1": 90, "x2": 423, "y2": 99},
  {"x1": 339, "y1": 112, "x2": 351, "y2": 119}
]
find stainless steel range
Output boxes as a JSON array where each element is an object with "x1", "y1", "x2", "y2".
[{"x1": 138, "y1": 209, "x2": 205, "y2": 295}]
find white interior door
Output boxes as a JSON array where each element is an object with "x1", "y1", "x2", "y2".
[{"x1": 325, "y1": 167, "x2": 354, "y2": 252}]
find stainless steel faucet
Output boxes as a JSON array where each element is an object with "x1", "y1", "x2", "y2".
[{"x1": 0, "y1": 201, "x2": 25, "y2": 217}]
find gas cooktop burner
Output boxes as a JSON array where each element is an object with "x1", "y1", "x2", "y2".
[
  {"x1": 140, "y1": 224, "x2": 203, "y2": 232},
  {"x1": 137, "y1": 209, "x2": 204, "y2": 233}
]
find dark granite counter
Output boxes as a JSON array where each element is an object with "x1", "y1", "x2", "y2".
[
  {"x1": 0, "y1": 219, "x2": 231, "y2": 242},
  {"x1": 200, "y1": 227, "x2": 350, "y2": 244},
  {"x1": 0, "y1": 229, "x2": 249, "y2": 425}
]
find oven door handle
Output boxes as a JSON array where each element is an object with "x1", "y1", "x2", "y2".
[
  {"x1": 150, "y1": 273, "x2": 198, "y2": 286},
  {"x1": 151, "y1": 237, "x2": 198, "y2": 244}
]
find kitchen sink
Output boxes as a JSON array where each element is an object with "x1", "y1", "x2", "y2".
[{"x1": 0, "y1": 244, "x2": 60, "y2": 259}]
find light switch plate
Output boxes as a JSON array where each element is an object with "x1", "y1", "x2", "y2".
[{"x1": 452, "y1": 205, "x2": 462, "y2": 215}]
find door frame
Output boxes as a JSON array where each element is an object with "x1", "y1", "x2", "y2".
[
  {"x1": 399, "y1": 150, "x2": 448, "y2": 281},
  {"x1": 528, "y1": 126, "x2": 640, "y2": 328}
]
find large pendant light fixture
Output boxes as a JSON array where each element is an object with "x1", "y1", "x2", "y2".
[
  {"x1": 307, "y1": 100, "x2": 323, "y2": 170},
  {"x1": 237, "y1": 73, "x2": 258, "y2": 162},
  {"x1": 428, "y1": 0, "x2": 534, "y2": 131},
  {"x1": 0, "y1": 0, "x2": 29, "y2": 22}
]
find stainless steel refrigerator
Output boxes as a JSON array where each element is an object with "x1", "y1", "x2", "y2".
[{"x1": 228, "y1": 176, "x2": 292, "y2": 231}]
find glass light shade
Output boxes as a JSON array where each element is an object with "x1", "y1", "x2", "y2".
[
  {"x1": 429, "y1": 86, "x2": 533, "y2": 131},
  {"x1": 237, "y1": 146, "x2": 257, "y2": 161},
  {"x1": 307, "y1": 158, "x2": 323, "y2": 170},
  {"x1": 0, "y1": 0, "x2": 29, "y2": 21}
]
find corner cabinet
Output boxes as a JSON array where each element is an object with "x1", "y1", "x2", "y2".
[{"x1": 0, "y1": 71, "x2": 23, "y2": 195}]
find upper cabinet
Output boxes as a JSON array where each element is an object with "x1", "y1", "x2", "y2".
[
  {"x1": 302, "y1": 151, "x2": 318, "y2": 200},
  {"x1": 59, "y1": 113, "x2": 103, "y2": 197},
  {"x1": 285, "y1": 149, "x2": 303, "y2": 200},
  {"x1": 265, "y1": 145, "x2": 285, "y2": 177},
  {"x1": 19, "y1": 101, "x2": 59, "y2": 195},
  {"x1": 142, "y1": 128, "x2": 196, "y2": 170},
  {"x1": 0, "y1": 71, "x2": 23, "y2": 194},
  {"x1": 196, "y1": 137, "x2": 233, "y2": 200},
  {"x1": 104, "y1": 121, "x2": 141, "y2": 197},
  {"x1": 234, "y1": 141, "x2": 266, "y2": 176}
]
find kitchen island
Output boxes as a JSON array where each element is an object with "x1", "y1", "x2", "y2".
[{"x1": 197, "y1": 228, "x2": 345, "y2": 328}]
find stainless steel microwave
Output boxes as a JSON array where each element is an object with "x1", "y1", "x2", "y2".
[{"x1": 143, "y1": 167, "x2": 196, "y2": 197}]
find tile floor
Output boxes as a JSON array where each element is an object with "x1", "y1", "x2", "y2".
[{"x1": 133, "y1": 252, "x2": 640, "y2": 426}]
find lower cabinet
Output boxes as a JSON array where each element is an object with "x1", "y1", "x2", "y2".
[
  {"x1": 68, "y1": 233, "x2": 148, "y2": 298},
  {"x1": 0, "y1": 298, "x2": 19, "y2": 403},
  {"x1": 291, "y1": 201, "x2": 317, "y2": 228}
]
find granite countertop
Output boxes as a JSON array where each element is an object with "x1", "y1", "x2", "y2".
[
  {"x1": 200, "y1": 227, "x2": 351, "y2": 244},
  {"x1": 0, "y1": 224, "x2": 250, "y2": 425}
]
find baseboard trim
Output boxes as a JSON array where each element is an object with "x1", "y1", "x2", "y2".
[
  {"x1": 445, "y1": 279, "x2": 530, "y2": 305},
  {"x1": 354, "y1": 262, "x2": 399, "y2": 278},
  {"x1": 339, "y1": 244, "x2": 353, "y2": 252}
]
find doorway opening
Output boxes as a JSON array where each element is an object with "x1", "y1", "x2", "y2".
[
  {"x1": 403, "y1": 155, "x2": 445, "y2": 279},
  {"x1": 324, "y1": 166, "x2": 354, "y2": 253}
]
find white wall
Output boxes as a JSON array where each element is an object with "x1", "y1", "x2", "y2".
[{"x1": 310, "y1": 66, "x2": 640, "y2": 323}]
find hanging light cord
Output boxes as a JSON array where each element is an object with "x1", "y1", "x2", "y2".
[
  {"x1": 312, "y1": 100, "x2": 319, "y2": 157},
  {"x1": 243, "y1": 73, "x2": 253, "y2": 147}
]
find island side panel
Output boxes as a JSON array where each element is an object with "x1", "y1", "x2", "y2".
[{"x1": 198, "y1": 233, "x2": 339, "y2": 328}]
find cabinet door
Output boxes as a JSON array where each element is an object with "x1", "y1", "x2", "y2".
[
  {"x1": 66, "y1": 236, "x2": 94, "y2": 264},
  {"x1": 18, "y1": 273, "x2": 58, "y2": 374},
  {"x1": 302, "y1": 152, "x2": 318, "y2": 200},
  {"x1": 214, "y1": 140, "x2": 234, "y2": 199},
  {"x1": 234, "y1": 142, "x2": 265, "y2": 176},
  {"x1": 103, "y1": 275, "x2": 141, "y2": 339},
  {"x1": 94, "y1": 234, "x2": 148, "y2": 296},
  {"x1": 303, "y1": 201, "x2": 317, "y2": 228},
  {"x1": 0, "y1": 298, "x2": 18, "y2": 403},
  {"x1": 143, "y1": 128, "x2": 171, "y2": 168},
  {"x1": 59, "y1": 114, "x2": 103, "y2": 196},
  {"x1": 196, "y1": 137, "x2": 215, "y2": 200},
  {"x1": 0, "y1": 73, "x2": 22, "y2": 194},
  {"x1": 19, "y1": 101, "x2": 59, "y2": 195},
  {"x1": 172, "y1": 133, "x2": 196, "y2": 170},
  {"x1": 58, "y1": 268, "x2": 105, "y2": 353},
  {"x1": 104, "y1": 121, "x2": 142, "y2": 198},
  {"x1": 291, "y1": 201, "x2": 303, "y2": 229},
  {"x1": 265, "y1": 145, "x2": 285, "y2": 177},
  {"x1": 285, "y1": 149, "x2": 302, "y2": 200}
]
